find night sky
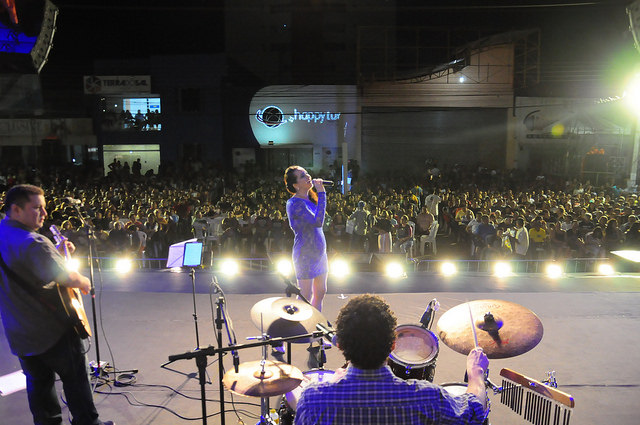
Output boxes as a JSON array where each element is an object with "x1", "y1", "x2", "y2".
[{"x1": 5, "y1": 1, "x2": 638, "y2": 96}]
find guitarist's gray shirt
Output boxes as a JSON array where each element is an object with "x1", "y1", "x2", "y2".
[{"x1": 0, "y1": 217, "x2": 70, "y2": 356}]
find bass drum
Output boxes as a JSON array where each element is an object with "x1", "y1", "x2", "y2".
[
  {"x1": 440, "y1": 382, "x2": 490, "y2": 425},
  {"x1": 388, "y1": 324, "x2": 439, "y2": 382},
  {"x1": 278, "y1": 369, "x2": 335, "y2": 425}
]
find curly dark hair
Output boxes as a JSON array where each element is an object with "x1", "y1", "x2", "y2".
[{"x1": 335, "y1": 294, "x2": 397, "y2": 369}]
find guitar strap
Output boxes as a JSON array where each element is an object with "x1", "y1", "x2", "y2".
[{"x1": 0, "y1": 248, "x2": 77, "y2": 331}]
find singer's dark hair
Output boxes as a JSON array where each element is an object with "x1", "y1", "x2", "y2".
[
  {"x1": 336, "y1": 294, "x2": 397, "y2": 369},
  {"x1": 284, "y1": 165, "x2": 317, "y2": 204},
  {"x1": 4, "y1": 184, "x2": 44, "y2": 213}
]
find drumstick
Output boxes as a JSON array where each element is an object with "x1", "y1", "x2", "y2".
[{"x1": 467, "y1": 302, "x2": 479, "y2": 349}]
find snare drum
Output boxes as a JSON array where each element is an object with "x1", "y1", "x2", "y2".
[
  {"x1": 440, "y1": 382, "x2": 490, "y2": 425},
  {"x1": 278, "y1": 369, "x2": 335, "y2": 425},
  {"x1": 388, "y1": 324, "x2": 439, "y2": 382}
]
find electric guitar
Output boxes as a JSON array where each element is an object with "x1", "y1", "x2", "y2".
[{"x1": 50, "y1": 225, "x2": 92, "y2": 339}]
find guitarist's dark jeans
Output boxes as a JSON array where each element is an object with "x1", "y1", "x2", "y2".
[{"x1": 18, "y1": 328, "x2": 103, "y2": 425}]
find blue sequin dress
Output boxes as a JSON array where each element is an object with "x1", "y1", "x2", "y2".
[{"x1": 286, "y1": 192, "x2": 328, "y2": 279}]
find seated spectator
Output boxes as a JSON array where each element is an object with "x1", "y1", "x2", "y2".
[
  {"x1": 220, "y1": 213, "x2": 240, "y2": 253},
  {"x1": 548, "y1": 221, "x2": 570, "y2": 259},
  {"x1": 269, "y1": 210, "x2": 286, "y2": 253},
  {"x1": 603, "y1": 218, "x2": 623, "y2": 252},
  {"x1": 624, "y1": 222, "x2": 640, "y2": 249},
  {"x1": 584, "y1": 226, "x2": 605, "y2": 258},
  {"x1": 328, "y1": 211, "x2": 347, "y2": 252},
  {"x1": 393, "y1": 215, "x2": 414, "y2": 256}
]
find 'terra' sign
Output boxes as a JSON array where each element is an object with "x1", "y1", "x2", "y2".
[
  {"x1": 256, "y1": 105, "x2": 341, "y2": 128},
  {"x1": 83, "y1": 75, "x2": 151, "y2": 94}
]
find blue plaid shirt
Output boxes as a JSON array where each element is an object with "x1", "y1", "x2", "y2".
[{"x1": 295, "y1": 365, "x2": 486, "y2": 425}]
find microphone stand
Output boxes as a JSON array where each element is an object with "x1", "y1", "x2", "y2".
[
  {"x1": 72, "y1": 204, "x2": 137, "y2": 381},
  {"x1": 211, "y1": 276, "x2": 240, "y2": 425}
]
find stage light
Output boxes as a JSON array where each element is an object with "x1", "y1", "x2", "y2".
[
  {"x1": 66, "y1": 258, "x2": 80, "y2": 272},
  {"x1": 493, "y1": 261, "x2": 512, "y2": 278},
  {"x1": 545, "y1": 263, "x2": 563, "y2": 279},
  {"x1": 115, "y1": 258, "x2": 133, "y2": 275},
  {"x1": 330, "y1": 258, "x2": 351, "y2": 279},
  {"x1": 441, "y1": 261, "x2": 457, "y2": 276},
  {"x1": 625, "y1": 73, "x2": 640, "y2": 114},
  {"x1": 385, "y1": 261, "x2": 406, "y2": 279},
  {"x1": 597, "y1": 263, "x2": 615, "y2": 276},
  {"x1": 169, "y1": 267, "x2": 182, "y2": 273},
  {"x1": 276, "y1": 258, "x2": 293, "y2": 276},
  {"x1": 219, "y1": 258, "x2": 240, "y2": 276},
  {"x1": 611, "y1": 250, "x2": 640, "y2": 263}
]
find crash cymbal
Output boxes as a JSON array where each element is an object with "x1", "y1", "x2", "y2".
[
  {"x1": 436, "y1": 299, "x2": 543, "y2": 359},
  {"x1": 250, "y1": 297, "x2": 327, "y2": 343},
  {"x1": 223, "y1": 360, "x2": 303, "y2": 397}
]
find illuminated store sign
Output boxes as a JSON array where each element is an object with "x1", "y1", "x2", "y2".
[
  {"x1": 249, "y1": 85, "x2": 356, "y2": 147},
  {"x1": 256, "y1": 106, "x2": 341, "y2": 128}
]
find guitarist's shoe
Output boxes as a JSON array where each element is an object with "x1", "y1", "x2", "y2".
[{"x1": 102, "y1": 421, "x2": 116, "y2": 425}]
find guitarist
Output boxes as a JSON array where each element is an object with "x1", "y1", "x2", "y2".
[{"x1": 0, "y1": 185, "x2": 114, "y2": 425}]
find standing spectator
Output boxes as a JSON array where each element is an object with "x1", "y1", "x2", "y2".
[
  {"x1": 512, "y1": 217, "x2": 529, "y2": 259},
  {"x1": 348, "y1": 201, "x2": 369, "y2": 252},
  {"x1": 528, "y1": 219, "x2": 548, "y2": 259},
  {"x1": 376, "y1": 210, "x2": 393, "y2": 253},
  {"x1": 424, "y1": 190, "x2": 442, "y2": 218}
]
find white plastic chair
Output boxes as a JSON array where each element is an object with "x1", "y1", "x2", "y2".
[{"x1": 420, "y1": 221, "x2": 439, "y2": 256}]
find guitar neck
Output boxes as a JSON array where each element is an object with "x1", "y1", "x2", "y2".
[{"x1": 49, "y1": 225, "x2": 70, "y2": 260}]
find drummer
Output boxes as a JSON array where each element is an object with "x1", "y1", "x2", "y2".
[{"x1": 295, "y1": 294, "x2": 489, "y2": 425}]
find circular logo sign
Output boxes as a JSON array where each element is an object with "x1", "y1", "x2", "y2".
[
  {"x1": 256, "y1": 105, "x2": 284, "y2": 128},
  {"x1": 84, "y1": 76, "x2": 102, "y2": 94}
]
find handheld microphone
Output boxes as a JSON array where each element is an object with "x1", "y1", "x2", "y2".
[{"x1": 321, "y1": 180, "x2": 334, "y2": 187}]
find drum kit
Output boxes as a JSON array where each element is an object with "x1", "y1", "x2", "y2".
[{"x1": 218, "y1": 296, "x2": 573, "y2": 425}]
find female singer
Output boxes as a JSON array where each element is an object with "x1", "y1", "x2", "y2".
[{"x1": 284, "y1": 166, "x2": 328, "y2": 312}]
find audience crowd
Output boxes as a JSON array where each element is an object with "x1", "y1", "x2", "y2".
[{"x1": 0, "y1": 161, "x2": 637, "y2": 266}]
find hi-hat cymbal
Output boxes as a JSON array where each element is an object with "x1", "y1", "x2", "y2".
[
  {"x1": 436, "y1": 299, "x2": 543, "y2": 359},
  {"x1": 250, "y1": 297, "x2": 327, "y2": 343},
  {"x1": 223, "y1": 360, "x2": 303, "y2": 397}
]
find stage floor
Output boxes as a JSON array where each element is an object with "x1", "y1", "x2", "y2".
[{"x1": 1, "y1": 269, "x2": 639, "y2": 425}]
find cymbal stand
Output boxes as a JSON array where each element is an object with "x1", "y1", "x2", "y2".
[
  {"x1": 280, "y1": 274, "x2": 312, "y2": 364},
  {"x1": 168, "y1": 331, "x2": 325, "y2": 425}
]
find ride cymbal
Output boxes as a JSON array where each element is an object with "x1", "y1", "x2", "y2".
[
  {"x1": 436, "y1": 299, "x2": 543, "y2": 359},
  {"x1": 223, "y1": 360, "x2": 303, "y2": 397},
  {"x1": 250, "y1": 297, "x2": 327, "y2": 343}
]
